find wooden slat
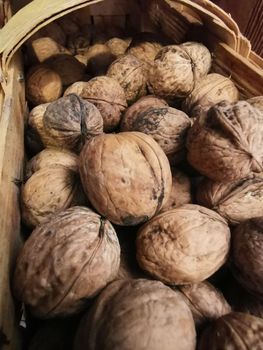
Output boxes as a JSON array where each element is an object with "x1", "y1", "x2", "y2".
[{"x1": 0, "y1": 50, "x2": 25, "y2": 350}]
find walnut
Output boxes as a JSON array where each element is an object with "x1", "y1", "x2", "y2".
[
  {"x1": 44, "y1": 54, "x2": 85, "y2": 86},
  {"x1": 74, "y1": 279, "x2": 196, "y2": 350},
  {"x1": 183, "y1": 73, "x2": 239, "y2": 117},
  {"x1": 26, "y1": 103, "x2": 50, "y2": 153},
  {"x1": 198, "y1": 312, "x2": 263, "y2": 349},
  {"x1": 74, "y1": 54, "x2": 89, "y2": 66},
  {"x1": 148, "y1": 43, "x2": 212, "y2": 100},
  {"x1": 26, "y1": 22, "x2": 66, "y2": 46},
  {"x1": 21, "y1": 165, "x2": 85, "y2": 228},
  {"x1": 13, "y1": 206, "x2": 120, "y2": 317},
  {"x1": 247, "y1": 96, "x2": 263, "y2": 114},
  {"x1": 196, "y1": 175, "x2": 263, "y2": 225},
  {"x1": 26, "y1": 65, "x2": 63, "y2": 106},
  {"x1": 64, "y1": 77, "x2": 127, "y2": 131},
  {"x1": 107, "y1": 54, "x2": 147, "y2": 104},
  {"x1": 235, "y1": 291, "x2": 263, "y2": 319},
  {"x1": 127, "y1": 32, "x2": 164, "y2": 71},
  {"x1": 120, "y1": 104, "x2": 191, "y2": 161},
  {"x1": 180, "y1": 41, "x2": 212, "y2": 81},
  {"x1": 121, "y1": 95, "x2": 168, "y2": 131},
  {"x1": 79, "y1": 132, "x2": 172, "y2": 225},
  {"x1": 42, "y1": 94, "x2": 103, "y2": 151},
  {"x1": 187, "y1": 101, "x2": 263, "y2": 182},
  {"x1": 160, "y1": 169, "x2": 192, "y2": 213},
  {"x1": 67, "y1": 33, "x2": 90, "y2": 55},
  {"x1": 25, "y1": 148, "x2": 78, "y2": 180},
  {"x1": 30, "y1": 37, "x2": 70, "y2": 63},
  {"x1": 176, "y1": 282, "x2": 231, "y2": 328},
  {"x1": 231, "y1": 217, "x2": 263, "y2": 300},
  {"x1": 85, "y1": 44, "x2": 116, "y2": 76},
  {"x1": 106, "y1": 37, "x2": 131, "y2": 57},
  {"x1": 136, "y1": 204, "x2": 230, "y2": 284}
]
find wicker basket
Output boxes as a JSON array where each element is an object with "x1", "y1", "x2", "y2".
[{"x1": 0, "y1": 0, "x2": 262, "y2": 348}]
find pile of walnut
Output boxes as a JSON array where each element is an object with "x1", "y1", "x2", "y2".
[{"x1": 14, "y1": 11, "x2": 263, "y2": 350}]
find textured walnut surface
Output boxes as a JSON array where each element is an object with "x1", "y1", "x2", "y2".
[
  {"x1": 197, "y1": 175, "x2": 263, "y2": 225},
  {"x1": 14, "y1": 207, "x2": 120, "y2": 318},
  {"x1": 107, "y1": 54, "x2": 147, "y2": 104},
  {"x1": 121, "y1": 95, "x2": 168, "y2": 131},
  {"x1": 106, "y1": 37, "x2": 130, "y2": 57},
  {"x1": 43, "y1": 94, "x2": 103, "y2": 151},
  {"x1": 198, "y1": 312, "x2": 263, "y2": 349},
  {"x1": 231, "y1": 217, "x2": 263, "y2": 299},
  {"x1": 120, "y1": 105, "x2": 191, "y2": 158},
  {"x1": 177, "y1": 281, "x2": 231, "y2": 327},
  {"x1": 25, "y1": 148, "x2": 78, "y2": 180},
  {"x1": 64, "y1": 77, "x2": 127, "y2": 131},
  {"x1": 160, "y1": 169, "x2": 192, "y2": 213},
  {"x1": 74, "y1": 279, "x2": 196, "y2": 350},
  {"x1": 21, "y1": 165, "x2": 83, "y2": 228},
  {"x1": 187, "y1": 101, "x2": 263, "y2": 182},
  {"x1": 136, "y1": 204, "x2": 230, "y2": 284},
  {"x1": 183, "y1": 73, "x2": 239, "y2": 117},
  {"x1": 79, "y1": 132, "x2": 172, "y2": 225}
]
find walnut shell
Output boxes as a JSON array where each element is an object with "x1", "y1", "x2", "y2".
[
  {"x1": 148, "y1": 45, "x2": 195, "y2": 99},
  {"x1": 44, "y1": 54, "x2": 85, "y2": 86},
  {"x1": 42, "y1": 94, "x2": 103, "y2": 151},
  {"x1": 121, "y1": 95, "x2": 168, "y2": 131},
  {"x1": 247, "y1": 96, "x2": 263, "y2": 114},
  {"x1": 160, "y1": 169, "x2": 192, "y2": 213},
  {"x1": 136, "y1": 204, "x2": 230, "y2": 284},
  {"x1": 120, "y1": 105, "x2": 191, "y2": 160},
  {"x1": 26, "y1": 65, "x2": 63, "y2": 105},
  {"x1": 64, "y1": 77, "x2": 127, "y2": 131},
  {"x1": 26, "y1": 22, "x2": 66, "y2": 46},
  {"x1": 85, "y1": 44, "x2": 116, "y2": 76},
  {"x1": 74, "y1": 53, "x2": 89, "y2": 66},
  {"x1": 177, "y1": 282, "x2": 231, "y2": 328},
  {"x1": 231, "y1": 218, "x2": 263, "y2": 300},
  {"x1": 198, "y1": 312, "x2": 263, "y2": 349},
  {"x1": 25, "y1": 148, "x2": 78, "y2": 179},
  {"x1": 21, "y1": 165, "x2": 84, "y2": 228},
  {"x1": 14, "y1": 206, "x2": 120, "y2": 318},
  {"x1": 26, "y1": 103, "x2": 50, "y2": 153},
  {"x1": 187, "y1": 101, "x2": 263, "y2": 182},
  {"x1": 106, "y1": 37, "x2": 130, "y2": 57},
  {"x1": 107, "y1": 54, "x2": 147, "y2": 104},
  {"x1": 30, "y1": 37, "x2": 70, "y2": 63},
  {"x1": 74, "y1": 279, "x2": 196, "y2": 350},
  {"x1": 180, "y1": 42, "x2": 212, "y2": 81},
  {"x1": 67, "y1": 33, "x2": 90, "y2": 55},
  {"x1": 196, "y1": 175, "x2": 263, "y2": 225},
  {"x1": 183, "y1": 73, "x2": 239, "y2": 117},
  {"x1": 79, "y1": 132, "x2": 172, "y2": 225}
]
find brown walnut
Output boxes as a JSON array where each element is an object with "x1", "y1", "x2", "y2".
[
  {"x1": 79, "y1": 132, "x2": 172, "y2": 225},
  {"x1": 14, "y1": 206, "x2": 120, "y2": 318},
  {"x1": 74, "y1": 279, "x2": 196, "y2": 350}
]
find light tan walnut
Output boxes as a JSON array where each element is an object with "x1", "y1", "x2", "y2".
[{"x1": 136, "y1": 204, "x2": 230, "y2": 284}]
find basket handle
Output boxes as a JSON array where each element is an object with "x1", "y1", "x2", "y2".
[{"x1": 0, "y1": 0, "x2": 103, "y2": 86}]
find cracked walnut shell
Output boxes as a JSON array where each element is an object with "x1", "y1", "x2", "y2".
[
  {"x1": 136, "y1": 204, "x2": 230, "y2": 284},
  {"x1": 79, "y1": 132, "x2": 172, "y2": 226},
  {"x1": 14, "y1": 206, "x2": 120, "y2": 318}
]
